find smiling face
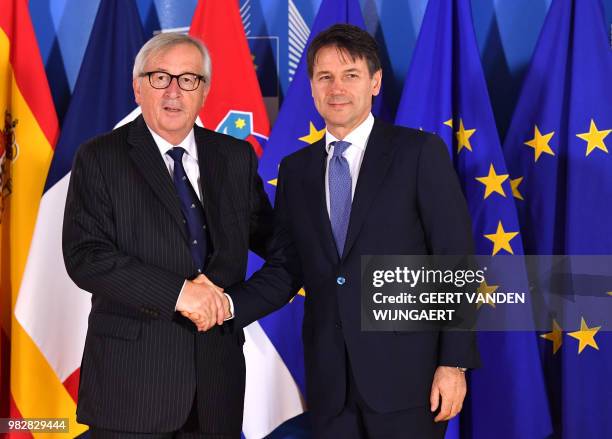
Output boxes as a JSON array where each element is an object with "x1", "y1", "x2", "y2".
[
  {"x1": 310, "y1": 45, "x2": 381, "y2": 140},
  {"x1": 133, "y1": 43, "x2": 209, "y2": 145}
]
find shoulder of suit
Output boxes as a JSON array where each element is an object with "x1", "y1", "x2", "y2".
[
  {"x1": 374, "y1": 118, "x2": 442, "y2": 145},
  {"x1": 75, "y1": 119, "x2": 133, "y2": 160},
  {"x1": 275, "y1": 141, "x2": 322, "y2": 177}
]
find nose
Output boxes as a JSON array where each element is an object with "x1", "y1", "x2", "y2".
[
  {"x1": 329, "y1": 76, "x2": 345, "y2": 94},
  {"x1": 164, "y1": 77, "x2": 182, "y2": 96}
]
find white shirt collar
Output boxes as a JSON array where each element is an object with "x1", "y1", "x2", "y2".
[
  {"x1": 147, "y1": 127, "x2": 198, "y2": 161},
  {"x1": 325, "y1": 113, "x2": 375, "y2": 154}
]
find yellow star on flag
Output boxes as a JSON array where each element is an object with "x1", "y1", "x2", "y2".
[
  {"x1": 443, "y1": 118, "x2": 453, "y2": 128},
  {"x1": 235, "y1": 118, "x2": 246, "y2": 129},
  {"x1": 476, "y1": 280, "x2": 499, "y2": 309},
  {"x1": 289, "y1": 288, "x2": 306, "y2": 303},
  {"x1": 475, "y1": 164, "x2": 509, "y2": 199},
  {"x1": 484, "y1": 221, "x2": 519, "y2": 256},
  {"x1": 524, "y1": 125, "x2": 555, "y2": 162},
  {"x1": 455, "y1": 118, "x2": 476, "y2": 153},
  {"x1": 510, "y1": 177, "x2": 524, "y2": 201},
  {"x1": 576, "y1": 119, "x2": 610, "y2": 157},
  {"x1": 568, "y1": 317, "x2": 600, "y2": 354},
  {"x1": 540, "y1": 319, "x2": 563, "y2": 354},
  {"x1": 267, "y1": 165, "x2": 280, "y2": 187},
  {"x1": 299, "y1": 121, "x2": 325, "y2": 144}
]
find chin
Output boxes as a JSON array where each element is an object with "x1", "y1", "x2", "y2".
[
  {"x1": 327, "y1": 117, "x2": 350, "y2": 128},
  {"x1": 160, "y1": 119, "x2": 187, "y2": 130}
]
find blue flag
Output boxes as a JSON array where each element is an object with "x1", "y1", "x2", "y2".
[
  {"x1": 503, "y1": 1, "x2": 612, "y2": 437},
  {"x1": 45, "y1": 0, "x2": 144, "y2": 191},
  {"x1": 396, "y1": 1, "x2": 552, "y2": 438}
]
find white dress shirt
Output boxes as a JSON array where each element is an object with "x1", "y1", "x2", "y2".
[
  {"x1": 324, "y1": 113, "x2": 375, "y2": 215},
  {"x1": 149, "y1": 127, "x2": 203, "y2": 201},
  {"x1": 147, "y1": 127, "x2": 234, "y2": 318}
]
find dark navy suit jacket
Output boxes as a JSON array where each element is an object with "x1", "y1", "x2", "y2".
[{"x1": 231, "y1": 118, "x2": 480, "y2": 415}]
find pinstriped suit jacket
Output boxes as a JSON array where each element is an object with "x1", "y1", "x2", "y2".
[{"x1": 62, "y1": 115, "x2": 273, "y2": 435}]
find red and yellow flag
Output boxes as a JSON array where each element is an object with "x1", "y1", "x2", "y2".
[{"x1": 0, "y1": 0, "x2": 80, "y2": 435}]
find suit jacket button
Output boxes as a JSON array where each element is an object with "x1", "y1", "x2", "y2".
[
  {"x1": 335, "y1": 322, "x2": 342, "y2": 329},
  {"x1": 336, "y1": 276, "x2": 346, "y2": 285}
]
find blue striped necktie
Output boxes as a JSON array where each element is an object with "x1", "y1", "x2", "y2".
[
  {"x1": 328, "y1": 140, "x2": 352, "y2": 257},
  {"x1": 166, "y1": 147, "x2": 209, "y2": 272}
]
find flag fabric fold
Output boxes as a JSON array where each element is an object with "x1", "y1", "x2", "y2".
[
  {"x1": 396, "y1": 1, "x2": 552, "y2": 438},
  {"x1": 503, "y1": 1, "x2": 612, "y2": 437},
  {"x1": 189, "y1": 0, "x2": 269, "y2": 156},
  {"x1": 11, "y1": 1, "x2": 144, "y2": 436},
  {"x1": 1, "y1": 0, "x2": 58, "y2": 429}
]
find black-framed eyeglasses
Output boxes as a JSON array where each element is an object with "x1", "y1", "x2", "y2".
[{"x1": 141, "y1": 71, "x2": 205, "y2": 91}]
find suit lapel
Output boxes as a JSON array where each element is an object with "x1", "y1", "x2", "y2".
[
  {"x1": 342, "y1": 120, "x2": 396, "y2": 258},
  {"x1": 301, "y1": 139, "x2": 339, "y2": 263},
  {"x1": 194, "y1": 127, "x2": 228, "y2": 262},
  {"x1": 127, "y1": 116, "x2": 187, "y2": 240}
]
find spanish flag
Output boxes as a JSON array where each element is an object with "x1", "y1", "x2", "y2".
[{"x1": 0, "y1": 0, "x2": 72, "y2": 435}]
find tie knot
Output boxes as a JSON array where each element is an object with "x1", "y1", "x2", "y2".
[
  {"x1": 166, "y1": 147, "x2": 185, "y2": 162},
  {"x1": 331, "y1": 141, "x2": 351, "y2": 157}
]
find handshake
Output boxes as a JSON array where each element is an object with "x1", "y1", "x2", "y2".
[{"x1": 175, "y1": 274, "x2": 230, "y2": 331}]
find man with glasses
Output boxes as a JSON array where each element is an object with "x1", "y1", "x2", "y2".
[{"x1": 63, "y1": 33, "x2": 273, "y2": 438}]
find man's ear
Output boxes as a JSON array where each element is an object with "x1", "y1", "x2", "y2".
[
  {"x1": 371, "y1": 69, "x2": 382, "y2": 97},
  {"x1": 133, "y1": 77, "x2": 142, "y2": 105}
]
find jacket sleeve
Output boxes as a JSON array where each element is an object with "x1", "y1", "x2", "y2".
[
  {"x1": 228, "y1": 158, "x2": 303, "y2": 328},
  {"x1": 62, "y1": 143, "x2": 185, "y2": 321},
  {"x1": 416, "y1": 134, "x2": 480, "y2": 368},
  {"x1": 246, "y1": 144, "x2": 275, "y2": 258}
]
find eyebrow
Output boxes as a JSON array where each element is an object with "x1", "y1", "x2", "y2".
[
  {"x1": 315, "y1": 67, "x2": 361, "y2": 76},
  {"x1": 147, "y1": 69, "x2": 201, "y2": 76}
]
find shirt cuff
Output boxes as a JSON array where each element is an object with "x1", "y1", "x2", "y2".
[
  {"x1": 175, "y1": 280, "x2": 187, "y2": 311},
  {"x1": 224, "y1": 293, "x2": 235, "y2": 320}
]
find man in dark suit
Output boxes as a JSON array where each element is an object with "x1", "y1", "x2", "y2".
[
  {"x1": 224, "y1": 25, "x2": 480, "y2": 438},
  {"x1": 62, "y1": 33, "x2": 272, "y2": 438}
]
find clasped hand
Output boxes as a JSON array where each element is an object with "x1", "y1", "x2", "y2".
[{"x1": 175, "y1": 274, "x2": 230, "y2": 331}]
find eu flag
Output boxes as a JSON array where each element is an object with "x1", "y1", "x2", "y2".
[
  {"x1": 503, "y1": 0, "x2": 612, "y2": 437},
  {"x1": 396, "y1": 0, "x2": 552, "y2": 438}
]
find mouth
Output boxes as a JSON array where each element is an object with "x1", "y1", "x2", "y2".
[
  {"x1": 162, "y1": 103, "x2": 183, "y2": 113},
  {"x1": 328, "y1": 101, "x2": 350, "y2": 109}
]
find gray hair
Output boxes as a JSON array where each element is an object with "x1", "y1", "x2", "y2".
[{"x1": 132, "y1": 32, "x2": 212, "y2": 83}]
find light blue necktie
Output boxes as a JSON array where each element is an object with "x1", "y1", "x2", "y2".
[{"x1": 328, "y1": 140, "x2": 352, "y2": 257}]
